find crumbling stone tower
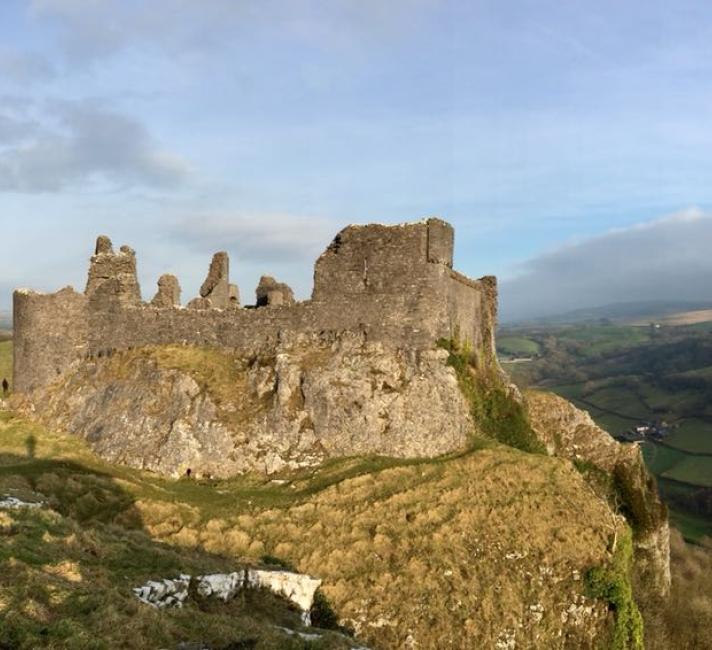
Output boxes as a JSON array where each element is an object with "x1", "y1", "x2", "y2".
[{"x1": 13, "y1": 217, "x2": 497, "y2": 394}]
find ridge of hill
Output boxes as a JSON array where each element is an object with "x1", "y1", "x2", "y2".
[
  {"x1": 2, "y1": 336, "x2": 678, "y2": 648},
  {"x1": 506, "y1": 300, "x2": 712, "y2": 326},
  {"x1": 0, "y1": 409, "x2": 629, "y2": 649}
]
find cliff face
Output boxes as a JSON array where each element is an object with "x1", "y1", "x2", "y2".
[
  {"x1": 30, "y1": 335, "x2": 472, "y2": 477},
  {"x1": 526, "y1": 390, "x2": 671, "y2": 599}
]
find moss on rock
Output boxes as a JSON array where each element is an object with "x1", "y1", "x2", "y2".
[{"x1": 438, "y1": 338, "x2": 546, "y2": 454}]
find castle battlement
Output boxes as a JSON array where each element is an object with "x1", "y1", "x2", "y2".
[{"x1": 13, "y1": 218, "x2": 497, "y2": 394}]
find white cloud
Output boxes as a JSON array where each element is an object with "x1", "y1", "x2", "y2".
[
  {"x1": 0, "y1": 101, "x2": 189, "y2": 192},
  {"x1": 172, "y1": 213, "x2": 339, "y2": 263},
  {"x1": 499, "y1": 208, "x2": 712, "y2": 321},
  {"x1": 28, "y1": 0, "x2": 436, "y2": 63},
  {"x1": 0, "y1": 48, "x2": 56, "y2": 82}
]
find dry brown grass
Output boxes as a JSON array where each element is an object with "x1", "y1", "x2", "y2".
[
  {"x1": 0, "y1": 405, "x2": 632, "y2": 649},
  {"x1": 138, "y1": 448, "x2": 622, "y2": 648}
]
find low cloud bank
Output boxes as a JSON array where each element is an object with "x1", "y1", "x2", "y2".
[{"x1": 500, "y1": 208, "x2": 712, "y2": 322}]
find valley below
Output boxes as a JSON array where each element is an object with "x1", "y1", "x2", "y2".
[{"x1": 499, "y1": 320, "x2": 712, "y2": 543}]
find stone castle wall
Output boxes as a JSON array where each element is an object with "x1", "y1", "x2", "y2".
[
  {"x1": 13, "y1": 287, "x2": 88, "y2": 393},
  {"x1": 13, "y1": 217, "x2": 497, "y2": 394}
]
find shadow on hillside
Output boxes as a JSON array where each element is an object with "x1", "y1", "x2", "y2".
[
  {"x1": 0, "y1": 451, "x2": 143, "y2": 528},
  {"x1": 0, "y1": 452, "x2": 150, "y2": 647},
  {"x1": 0, "y1": 452, "x2": 345, "y2": 649}
]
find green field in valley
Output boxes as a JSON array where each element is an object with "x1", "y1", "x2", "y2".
[
  {"x1": 662, "y1": 456, "x2": 712, "y2": 488},
  {"x1": 665, "y1": 419, "x2": 712, "y2": 454},
  {"x1": 554, "y1": 324, "x2": 652, "y2": 356},
  {"x1": 673, "y1": 364, "x2": 712, "y2": 380},
  {"x1": 643, "y1": 443, "x2": 692, "y2": 477},
  {"x1": 501, "y1": 321, "x2": 712, "y2": 542},
  {"x1": 496, "y1": 335, "x2": 540, "y2": 357}
]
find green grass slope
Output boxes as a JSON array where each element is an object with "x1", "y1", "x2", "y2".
[
  {"x1": 497, "y1": 335, "x2": 540, "y2": 357},
  {"x1": 0, "y1": 413, "x2": 361, "y2": 649},
  {"x1": 0, "y1": 408, "x2": 628, "y2": 649}
]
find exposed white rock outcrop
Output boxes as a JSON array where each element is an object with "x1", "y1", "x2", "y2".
[
  {"x1": 246, "y1": 569, "x2": 322, "y2": 624},
  {"x1": 0, "y1": 495, "x2": 43, "y2": 509},
  {"x1": 134, "y1": 568, "x2": 321, "y2": 624},
  {"x1": 133, "y1": 574, "x2": 190, "y2": 608},
  {"x1": 194, "y1": 571, "x2": 244, "y2": 601}
]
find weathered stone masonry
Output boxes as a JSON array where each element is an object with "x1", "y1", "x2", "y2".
[{"x1": 13, "y1": 218, "x2": 497, "y2": 394}]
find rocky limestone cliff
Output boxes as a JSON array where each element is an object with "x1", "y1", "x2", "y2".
[
  {"x1": 29, "y1": 334, "x2": 472, "y2": 477},
  {"x1": 25, "y1": 339, "x2": 671, "y2": 592},
  {"x1": 6, "y1": 342, "x2": 670, "y2": 648},
  {"x1": 526, "y1": 390, "x2": 670, "y2": 598}
]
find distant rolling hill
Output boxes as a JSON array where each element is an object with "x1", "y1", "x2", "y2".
[
  {"x1": 509, "y1": 300, "x2": 712, "y2": 326},
  {"x1": 0, "y1": 310, "x2": 11, "y2": 334},
  {"x1": 628, "y1": 309, "x2": 712, "y2": 326},
  {"x1": 0, "y1": 311, "x2": 10, "y2": 336}
]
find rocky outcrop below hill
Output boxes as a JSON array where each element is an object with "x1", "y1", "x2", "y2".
[
  {"x1": 24, "y1": 339, "x2": 671, "y2": 604},
  {"x1": 526, "y1": 390, "x2": 671, "y2": 598},
  {"x1": 27, "y1": 334, "x2": 472, "y2": 478},
  {"x1": 7, "y1": 339, "x2": 674, "y2": 648}
]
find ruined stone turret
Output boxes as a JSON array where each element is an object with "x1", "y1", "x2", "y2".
[
  {"x1": 256, "y1": 276, "x2": 295, "y2": 307},
  {"x1": 85, "y1": 236, "x2": 141, "y2": 307},
  {"x1": 199, "y1": 252, "x2": 229, "y2": 309},
  {"x1": 151, "y1": 274, "x2": 181, "y2": 308}
]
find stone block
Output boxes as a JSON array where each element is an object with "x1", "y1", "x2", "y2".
[
  {"x1": 427, "y1": 218, "x2": 454, "y2": 267},
  {"x1": 228, "y1": 283, "x2": 240, "y2": 307}
]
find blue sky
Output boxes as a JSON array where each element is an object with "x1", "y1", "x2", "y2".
[{"x1": 2, "y1": 0, "x2": 712, "y2": 320}]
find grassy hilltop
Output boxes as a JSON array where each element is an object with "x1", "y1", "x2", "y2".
[
  {"x1": 0, "y1": 407, "x2": 625, "y2": 649},
  {"x1": 1, "y1": 338, "x2": 710, "y2": 648}
]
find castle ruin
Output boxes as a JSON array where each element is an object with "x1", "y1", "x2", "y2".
[{"x1": 13, "y1": 218, "x2": 497, "y2": 395}]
